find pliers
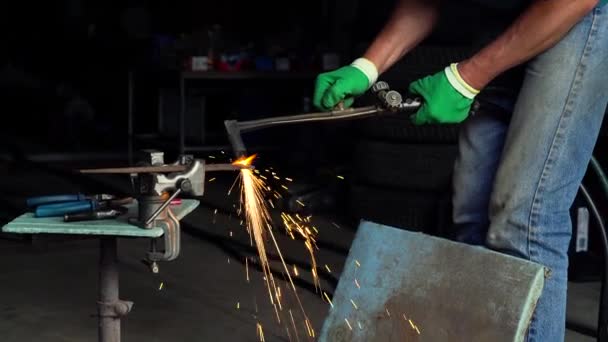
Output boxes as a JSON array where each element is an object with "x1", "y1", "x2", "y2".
[{"x1": 26, "y1": 193, "x2": 133, "y2": 218}]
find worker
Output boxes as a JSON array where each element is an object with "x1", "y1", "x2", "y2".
[{"x1": 313, "y1": 0, "x2": 607, "y2": 340}]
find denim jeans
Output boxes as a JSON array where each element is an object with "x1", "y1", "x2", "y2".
[{"x1": 451, "y1": 6, "x2": 608, "y2": 342}]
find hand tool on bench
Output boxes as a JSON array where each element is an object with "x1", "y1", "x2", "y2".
[
  {"x1": 224, "y1": 81, "x2": 422, "y2": 157},
  {"x1": 30, "y1": 195, "x2": 133, "y2": 218},
  {"x1": 63, "y1": 206, "x2": 129, "y2": 222},
  {"x1": 26, "y1": 193, "x2": 116, "y2": 207}
]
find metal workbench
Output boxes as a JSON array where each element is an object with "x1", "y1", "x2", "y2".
[{"x1": 1, "y1": 199, "x2": 199, "y2": 342}]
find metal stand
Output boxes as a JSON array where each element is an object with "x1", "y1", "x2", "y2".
[{"x1": 98, "y1": 238, "x2": 133, "y2": 342}]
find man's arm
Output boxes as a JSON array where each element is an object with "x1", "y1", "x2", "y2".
[
  {"x1": 363, "y1": 0, "x2": 441, "y2": 74},
  {"x1": 458, "y1": 0, "x2": 600, "y2": 89},
  {"x1": 312, "y1": 0, "x2": 440, "y2": 110}
]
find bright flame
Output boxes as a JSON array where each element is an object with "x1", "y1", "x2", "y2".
[{"x1": 233, "y1": 154, "x2": 257, "y2": 167}]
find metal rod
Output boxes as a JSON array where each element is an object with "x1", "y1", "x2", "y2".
[
  {"x1": 205, "y1": 164, "x2": 248, "y2": 172},
  {"x1": 128, "y1": 71, "x2": 134, "y2": 166},
  {"x1": 145, "y1": 189, "x2": 182, "y2": 226},
  {"x1": 80, "y1": 165, "x2": 188, "y2": 174},
  {"x1": 200, "y1": 96, "x2": 206, "y2": 145},
  {"x1": 99, "y1": 237, "x2": 120, "y2": 342},
  {"x1": 158, "y1": 91, "x2": 164, "y2": 135},
  {"x1": 237, "y1": 106, "x2": 380, "y2": 133},
  {"x1": 79, "y1": 163, "x2": 245, "y2": 174},
  {"x1": 179, "y1": 75, "x2": 185, "y2": 155}
]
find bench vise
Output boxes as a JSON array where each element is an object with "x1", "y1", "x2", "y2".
[{"x1": 80, "y1": 150, "x2": 245, "y2": 272}]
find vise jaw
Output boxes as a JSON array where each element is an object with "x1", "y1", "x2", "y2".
[{"x1": 134, "y1": 152, "x2": 205, "y2": 198}]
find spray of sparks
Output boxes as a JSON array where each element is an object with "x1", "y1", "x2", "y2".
[
  {"x1": 229, "y1": 155, "x2": 422, "y2": 340},
  {"x1": 231, "y1": 155, "x2": 314, "y2": 339},
  {"x1": 281, "y1": 212, "x2": 321, "y2": 291}
]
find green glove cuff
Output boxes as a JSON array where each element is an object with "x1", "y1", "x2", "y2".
[
  {"x1": 444, "y1": 63, "x2": 480, "y2": 99},
  {"x1": 408, "y1": 63, "x2": 479, "y2": 125},
  {"x1": 350, "y1": 57, "x2": 379, "y2": 88}
]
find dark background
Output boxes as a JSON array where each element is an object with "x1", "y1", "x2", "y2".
[{"x1": 0, "y1": 0, "x2": 512, "y2": 156}]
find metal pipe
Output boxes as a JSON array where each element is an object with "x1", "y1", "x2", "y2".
[
  {"x1": 590, "y1": 156, "x2": 608, "y2": 200},
  {"x1": 128, "y1": 71, "x2": 134, "y2": 166},
  {"x1": 224, "y1": 97, "x2": 422, "y2": 157},
  {"x1": 99, "y1": 237, "x2": 120, "y2": 342},
  {"x1": 179, "y1": 75, "x2": 185, "y2": 155},
  {"x1": 236, "y1": 106, "x2": 380, "y2": 132},
  {"x1": 80, "y1": 165, "x2": 188, "y2": 174},
  {"x1": 79, "y1": 163, "x2": 245, "y2": 174}
]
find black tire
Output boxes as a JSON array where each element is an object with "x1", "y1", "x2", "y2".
[
  {"x1": 356, "y1": 115, "x2": 462, "y2": 144},
  {"x1": 353, "y1": 140, "x2": 458, "y2": 191},
  {"x1": 348, "y1": 184, "x2": 451, "y2": 234}
]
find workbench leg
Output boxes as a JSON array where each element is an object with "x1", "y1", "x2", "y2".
[{"x1": 98, "y1": 237, "x2": 132, "y2": 342}]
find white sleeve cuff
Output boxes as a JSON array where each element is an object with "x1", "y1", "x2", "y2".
[
  {"x1": 351, "y1": 58, "x2": 379, "y2": 88},
  {"x1": 444, "y1": 63, "x2": 479, "y2": 99}
]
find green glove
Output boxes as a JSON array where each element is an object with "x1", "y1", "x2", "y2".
[
  {"x1": 408, "y1": 63, "x2": 480, "y2": 125},
  {"x1": 313, "y1": 58, "x2": 378, "y2": 111}
]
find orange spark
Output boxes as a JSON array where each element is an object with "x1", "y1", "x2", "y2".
[
  {"x1": 324, "y1": 292, "x2": 333, "y2": 308},
  {"x1": 293, "y1": 265, "x2": 299, "y2": 277},
  {"x1": 257, "y1": 322, "x2": 265, "y2": 342},
  {"x1": 289, "y1": 310, "x2": 300, "y2": 342}
]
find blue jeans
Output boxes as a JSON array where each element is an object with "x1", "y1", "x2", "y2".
[{"x1": 451, "y1": 6, "x2": 608, "y2": 342}]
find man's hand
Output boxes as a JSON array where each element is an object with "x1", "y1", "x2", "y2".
[
  {"x1": 409, "y1": 0, "x2": 601, "y2": 125},
  {"x1": 409, "y1": 63, "x2": 479, "y2": 125},
  {"x1": 313, "y1": 58, "x2": 378, "y2": 111}
]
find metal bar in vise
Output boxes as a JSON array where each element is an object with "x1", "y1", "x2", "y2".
[{"x1": 79, "y1": 163, "x2": 245, "y2": 174}]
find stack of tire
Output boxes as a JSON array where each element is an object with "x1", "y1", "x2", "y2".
[{"x1": 346, "y1": 45, "x2": 472, "y2": 236}]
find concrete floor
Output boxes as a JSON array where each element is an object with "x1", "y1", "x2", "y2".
[{"x1": 0, "y1": 159, "x2": 602, "y2": 341}]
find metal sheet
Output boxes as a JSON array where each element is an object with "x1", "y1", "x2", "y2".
[{"x1": 318, "y1": 220, "x2": 545, "y2": 342}]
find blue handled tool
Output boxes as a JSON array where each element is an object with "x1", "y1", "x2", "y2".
[
  {"x1": 27, "y1": 194, "x2": 87, "y2": 207},
  {"x1": 35, "y1": 200, "x2": 99, "y2": 218},
  {"x1": 29, "y1": 194, "x2": 133, "y2": 218},
  {"x1": 26, "y1": 193, "x2": 115, "y2": 207}
]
